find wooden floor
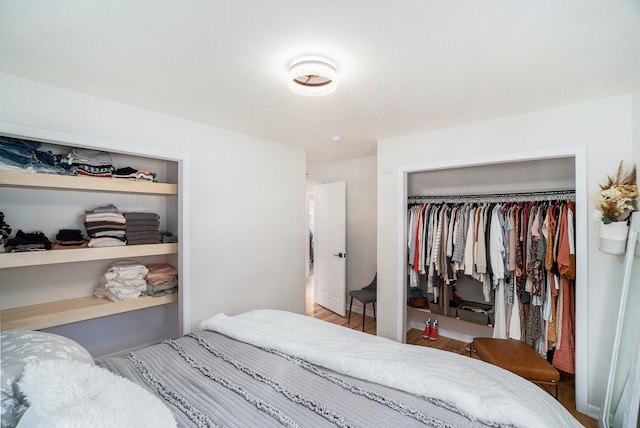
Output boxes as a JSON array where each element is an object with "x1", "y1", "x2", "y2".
[{"x1": 305, "y1": 275, "x2": 597, "y2": 427}]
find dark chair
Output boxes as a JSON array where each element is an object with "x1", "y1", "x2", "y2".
[{"x1": 348, "y1": 274, "x2": 377, "y2": 331}]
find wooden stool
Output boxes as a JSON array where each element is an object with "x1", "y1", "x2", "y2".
[{"x1": 471, "y1": 338, "x2": 560, "y2": 398}]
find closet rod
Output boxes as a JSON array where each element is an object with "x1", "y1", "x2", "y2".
[{"x1": 408, "y1": 189, "x2": 575, "y2": 204}]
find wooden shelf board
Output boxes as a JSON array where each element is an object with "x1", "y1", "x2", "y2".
[
  {"x1": 407, "y1": 305, "x2": 432, "y2": 314},
  {"x1": 0, "y1": 243, "x2": 178, "y2": 268},
  {"x1": 407, "y1": 305, "x2": 492, "y2": 328},
  {"x1": 1, "y1": 294, "x2": 178, "y2": 331},
  {"x1": 0, "y1": 170, "x2": 177, "y2": 195}
]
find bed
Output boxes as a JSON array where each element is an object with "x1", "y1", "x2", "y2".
[{"x1": 2, "y1": 310, "x2": 583, "y2": 428}]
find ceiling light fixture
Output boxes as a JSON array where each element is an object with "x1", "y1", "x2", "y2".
[{"x1": 288, "y1": 55, "x2": 337, "y2": 96}]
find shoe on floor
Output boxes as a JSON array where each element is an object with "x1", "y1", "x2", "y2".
[
  {"x1": 422, "y1": 318, "x2": 432, "y2": 339},
  {"x1": 429, "y1": 320, "x2": 439, "y2": 340}
]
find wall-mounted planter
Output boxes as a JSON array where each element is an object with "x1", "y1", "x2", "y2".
[{"x1": 599, "y1": 221, "x2": 629, "y2": 255}]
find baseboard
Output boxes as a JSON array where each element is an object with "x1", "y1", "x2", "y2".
[
  {"x1": 346, "y1": 305, "x2": 376, "y2": 319},
  {"x1": 586, "y1": 404, "x2": 601, "y2": 421}
]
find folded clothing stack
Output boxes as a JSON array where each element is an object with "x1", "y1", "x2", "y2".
[
  {"x1": 145, "y1": 263, "x2": 179, "y2": 296},
  {"x1": 0, "y1": 212, "x2": 11, "y2": 253},
  {"x1": 94, "y1": 260, "x2": 149, "y2": 301},
  {"x1": 123, "y1": 212, "x2": 160, "y2": 245},
  {"x1": 0, "y1": 135, "x2": 72, "y2": 174},
  {"x1": 84, "y1": 204, "x2": 127, "y2": 248},
  {"x1": 0, "y1": 137, "x2": 40, "y2": 170},
  {"x1": 112, "y1": 167, "x2": 157, "y2": 182},
  {"x1": 66, "y1": 148, "x2": 114, "y2": 178},
  {"x1": 159, "y1": 231, "x2": 178, "y2": 243},
  {"x1": 5, "y1": 230, "x2": 52, "y2": 252},
  {"x1": 53, "y1": 229, "x2": 86, "y2": 249}
]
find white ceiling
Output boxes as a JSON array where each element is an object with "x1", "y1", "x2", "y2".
[{"x1": 1, "y1": 0, "x2": 639, "y2": 162}]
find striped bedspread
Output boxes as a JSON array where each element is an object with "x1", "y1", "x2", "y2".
[{"x1": 98, "y1": 331, "x2": 502, "y2": 428}]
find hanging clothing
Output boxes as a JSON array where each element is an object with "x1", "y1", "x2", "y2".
[
  {"x1": 493, "y1": 281, "x2": 507, "y2": 339},
  {"x1": 552, "y1": 277, "x2": 576, "y2": 374},
  {"x1": 407, "y1": 192, "x2": 576, "y2": 364}
]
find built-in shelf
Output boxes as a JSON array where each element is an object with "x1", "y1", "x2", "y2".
[
  {"x1": 0, "y1": 170, "x2": 178, "y2": 195},
  {"x1": 0, "y1": 294, "x2": 178, "y2": 331},
  {"x1": 0, "y1": 129, "x2": 185, "y2": 347},
  {"x1": 0, "y1": 243, "x2": 178, "y2": 268},
  {"x1": 0, "y1": 182, "x2": 180, "y2": 329}
]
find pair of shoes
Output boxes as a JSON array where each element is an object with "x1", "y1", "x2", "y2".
[{"x1": 421, "y1": 318, "x2": 439, "y2": 340}]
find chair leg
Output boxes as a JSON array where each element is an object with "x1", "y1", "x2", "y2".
[
  {"x1": 362, "y1": 303, "x2": 366, "y2": 331},
  {"x1": 348, "y1": 297, "x2": 354, "y2": 324},
  {"x1": 373, "y1": 302, "x2": 376, "y2": 320}
]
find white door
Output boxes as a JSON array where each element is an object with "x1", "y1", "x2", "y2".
[{"x1": 314, "y1": 181, "x2": 346, "y2": 316}]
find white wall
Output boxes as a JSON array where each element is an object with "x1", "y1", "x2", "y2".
[
  {"x1": 307, "y1": 156, "x2": 377, "y2": 310},
  {"x1": 607, "y1": 84, "x2": 640, "y2": 426},
  {"x1": 0, "y1": 73, "x2": 307, "y2": 338},
  {"x1": 377, "y1": 94, "x2": 634, "y2": 417}
]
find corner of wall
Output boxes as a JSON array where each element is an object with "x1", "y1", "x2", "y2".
[{"x1": 632, "y1": 84, "x2": 640, "y2": 166}]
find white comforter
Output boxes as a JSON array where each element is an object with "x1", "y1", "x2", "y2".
[{"x1": 201, "y1": 309, "x2": 582, "y2": 428}]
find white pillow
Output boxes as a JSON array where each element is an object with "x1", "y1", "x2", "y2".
[
  {"x1": 1, "y1": 330, "x2": 94, "y2": 427},
  {"x1": 18, "y1": 359, "x2": 176, "y2": 428}
]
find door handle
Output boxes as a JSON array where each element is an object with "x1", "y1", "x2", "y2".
[{"x1": 333, "y1": 252, "x2": 345, "y2": 258}]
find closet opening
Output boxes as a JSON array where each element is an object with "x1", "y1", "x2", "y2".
[{"x1": 396, "y1": 146, "x2": 588, "y2": 412}]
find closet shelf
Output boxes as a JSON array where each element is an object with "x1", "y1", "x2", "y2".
[
  {"x1": 0, "y1": 294, "x2": 178, "y2": 331},
  {"x1": 406, "y1": 305, "x2": 493, "y2": 328},
  {"x1": 407, "y1": 305, "x2": 432, "y2": 314},
  {"x1": 0, "y1": 170, "x2": 178, "y2": 195},
  {"x1": 0, "y1": 243, "x2": 178, "y2": 268}
]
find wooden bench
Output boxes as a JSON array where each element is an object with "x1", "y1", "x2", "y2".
[{"x1": 471, "y1": 338, "x2": 560, "y2": 398}]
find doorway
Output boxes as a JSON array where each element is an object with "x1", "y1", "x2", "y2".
[
  {"x1": 313, "y1": 181, "x2": 347, "y2": 316},
  {"x1": 306, "y1": 184, "x2": 315, "y2": 314},
  {"x1": 306, "y1": 180, "x2": 347, "y2": 316}
]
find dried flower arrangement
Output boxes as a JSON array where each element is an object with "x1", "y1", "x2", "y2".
[{"x1": 592, "y1": 161, "x2": 638, "y2": 224}]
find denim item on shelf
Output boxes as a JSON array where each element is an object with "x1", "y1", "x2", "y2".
[
  {"x1": 35, "y1": 150, "x2": 56, "y2": 166},
  {"x1": 32, "y1": 161, "x2": 63, "y2": 174},
  {"x1": 0, "y1": 136, "x2": 77, "y2": 174},
  {"x1": 1, "y1": 136, "x2": 41, "y2": 168},
  {"x1": 0, "y1": 136, "x2": 40, "y2": 153},
  {"x1": 0, "y1": 150, "x2": 31, "y2": 167}
]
